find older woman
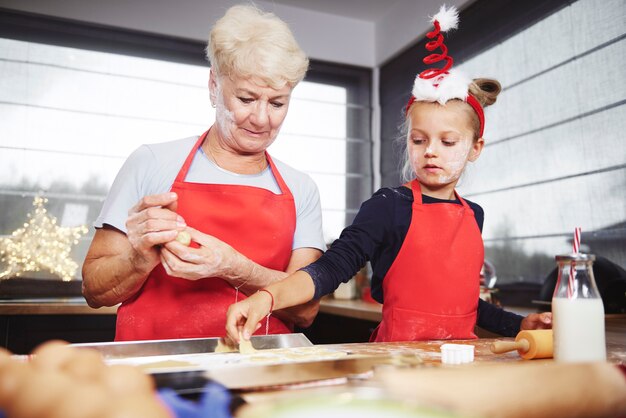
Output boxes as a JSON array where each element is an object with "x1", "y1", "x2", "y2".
[{"x1": 82, "y1": 5, "x2": 325, "y2": 341}]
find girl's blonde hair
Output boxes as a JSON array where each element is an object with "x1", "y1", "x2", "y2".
[
  {"x1": 206, "y1": 4, "x2": 309, "y2": 89},
  {"x1": 400, "y1": 78, "x2": 502, "y2": 182}
]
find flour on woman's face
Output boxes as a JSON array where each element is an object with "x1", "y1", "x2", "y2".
[
  {"x1": 213, "y1": 80, "x2": 236, "y2": 141},
  {"x1": 210, "y1": 73, "x2": 292, "y2": 155}
]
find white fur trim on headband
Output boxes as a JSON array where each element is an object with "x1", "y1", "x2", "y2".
[
  {"x1": 432, "y1": 5, "x2": 459, "y2": 32},
  {"x1": 411, "y1": 69, "x2": 470, "y2": 105}
]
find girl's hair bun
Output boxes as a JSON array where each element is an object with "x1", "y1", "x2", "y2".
[{"x1": 470, "y1": 78, "x2": 502, "y2": 107}]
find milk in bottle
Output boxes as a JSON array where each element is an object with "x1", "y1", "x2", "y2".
[{"x1": 552, "y1": 253, "x2": 606, "y2": 362}]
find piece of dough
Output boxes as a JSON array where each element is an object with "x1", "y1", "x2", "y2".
[
  {"x1": 215, "y1": 338, "x2": 237, "y2": 353},
  {"x1": 238, "y1": 332, "x2": 257, "y2": 354},
  {"x1": 175, "y1": 231, "x2": 191, "y2": 246},
  {"x1": 247, "y1": 347, "x2": 349, "y2": 363},
  {"x1": 138, "y1": 359, "x2": 195, "y2": 370}
]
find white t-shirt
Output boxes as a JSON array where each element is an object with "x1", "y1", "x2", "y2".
[{"x1": 95, "y1": 136, "x2": 326, "y2": 252}]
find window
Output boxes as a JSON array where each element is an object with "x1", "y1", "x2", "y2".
[
  {"x1": 0, "y1": 10, "x2": 372, "y2": 281},
  {"x1": 456, "y1": 0, "x2": 626, "y2": 284}
]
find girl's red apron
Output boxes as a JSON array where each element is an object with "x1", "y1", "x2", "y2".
[
  {"x1": 116, "y1": 131, "x2": 295, "y2": 341},
  {"x1": 371, "y1": 179, "x2": 484, "y2": 342}
]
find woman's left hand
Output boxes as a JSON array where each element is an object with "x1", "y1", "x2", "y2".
[
  {"x1": 520, "y1": 312, "x2": 552, "y2": 330},
  {"x1": 160, "y1": 227, "x2": 242, "y2": 280}
]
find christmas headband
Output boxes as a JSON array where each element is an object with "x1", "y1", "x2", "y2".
[{"x1": 405, "y1": 5, "x2": 485, "y2": 138}]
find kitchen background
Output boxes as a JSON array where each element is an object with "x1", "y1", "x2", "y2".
[{"x1": 0, "y1": 0, "x2": 624, "y2": 307}]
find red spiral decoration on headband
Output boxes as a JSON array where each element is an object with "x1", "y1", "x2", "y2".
[
  {"x1": 406, "y1": 6, "x2": 485, "y2": 137},
  {"x1": 419, "y1": 20, "x2": 453, "y2": 80}
]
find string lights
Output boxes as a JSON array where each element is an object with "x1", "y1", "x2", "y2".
[{"x1": 0, "y1": 196, "x2": 88, "y2": 281}]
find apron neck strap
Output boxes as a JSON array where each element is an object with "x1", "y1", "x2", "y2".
[
  {"x1": 175, "y1": 130, "x2": 209, "y2": 183},
  {"x1": 410, "y1": 179, "x2": 423, "y2": 204},
  {"x1": 264, "y1": 152, "x2": 290, "y2": 195},
  {"x1": 174, "y1": 129, "x2": 291, "y2": 197},
  {"x1": 410, "y1": 179, "x2": 469, "y2": 208},
  {"x1": 453, "y1": 189, "x2": 470, "y2": 208}
]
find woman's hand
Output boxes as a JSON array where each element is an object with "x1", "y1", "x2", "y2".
[
  {"x1": 125, "y1": 192, "x2": 186, "y2": 274},
  {"x1": 520, "y1": 312, "x2": 552, "y2": 330},
  {"x1": 225, "y1": 292, "x2": 272, "y2": 343},
  {"x1": 160, "y1": 227, "x2": 242, "y2": 280}
]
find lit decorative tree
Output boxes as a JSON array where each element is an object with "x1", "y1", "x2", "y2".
[{"x1": 0, "y1": 196, "x2": 88, "y2": 281}]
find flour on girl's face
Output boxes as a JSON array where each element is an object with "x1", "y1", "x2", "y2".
[
  {"x1": 436, "y1": 144, "x2": 471, "y2": 183},
  {"x1": 410, "y1": 135, "x2": 472, "y2": 185},
  {"x1": 407, "y1": 101, "x2": 477, "y2": 189}
]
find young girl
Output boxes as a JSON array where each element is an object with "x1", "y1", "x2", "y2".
[{"x1": 226, "y1": 6, "x2": 551, "y2": 343}]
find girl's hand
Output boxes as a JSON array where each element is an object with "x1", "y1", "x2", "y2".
[
  {"x1": 521, "y1": 312, "x2": 552, "y2": 330},
  {"x1": 125, "y1": 192, "x2": 185, "y2": 274},
  {"x1": 160, "y1": 227, "x2": 238, "y2": 280},
  {"x1": 225, "y1": 292, "x2": 273, "y2": 343}
]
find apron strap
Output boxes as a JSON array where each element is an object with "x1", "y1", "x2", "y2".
[
  {"x1": 411, "y1": 179, "x2": 470, "y2": 209},
  {"x1": 175, "y1": 131, "x2": 290, "y2": 198},
  {"x1": 454, "y1": 190, "x2": 471, "y2": 209},
  {"x1": 265, "y1": 153, "x2": 290, "y2": 196},
  {"x1": 410, "y1": 179, "x2": 423, "y2": 205},
  {"x1": 174, "y1": 130, "x2": 209, "y2": 184}
]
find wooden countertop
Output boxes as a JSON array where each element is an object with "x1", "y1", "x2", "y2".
[
  {"x1": 0, "y1": 295, "x2": 377, "y2": 317},
  {"x1": 325, "y1": 333, "x2": 626, "y2": 365},
  {"x1": 0, "y1": 298, "x2": 118, "y2": 315},
  {"x1": 319, "y1": 297, "x2": 382, "y2": 322},
  {"x1": 0, "y1": 295, "x2": 363, "y2": 317},
  {"x1": 319, "y1": 297, "x2": 626, "y2": 349},
  {"x1": 318, "y1": 297, "x2": 543, "y2": 322},
  {"x1": 240, "y1": 335, "x2": 626, "y2": 409}
]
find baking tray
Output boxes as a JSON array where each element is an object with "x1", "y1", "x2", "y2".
[
  {"x1": 72, "y1": 335, "x2": 394, "y2": 393},
  {"x1": 72, "y1": 334, "x2": 315, "y2": 394},
  {"x1": 205, "y1": 354, "x2": 394, "y2": 390},
  {"x1": 72, "y1": 333, "x2": 313, "y2": 359}
]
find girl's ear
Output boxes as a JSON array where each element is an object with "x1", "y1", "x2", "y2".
[{"x1": 468, "y1": 137, "x2": 485, "y2": 162}]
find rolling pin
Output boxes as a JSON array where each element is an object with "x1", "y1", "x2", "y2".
[{"x1": 490, "y1": 329, "x2": 553, "y2": 360}]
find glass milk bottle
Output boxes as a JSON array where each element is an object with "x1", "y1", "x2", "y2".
[{"x1": 552, "y1": 253, "x2": 606, "y2": 362}]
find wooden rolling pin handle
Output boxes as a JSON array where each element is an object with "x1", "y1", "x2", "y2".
[{"x1": 490, "y1": 339, "x2": 530, "y2": 354}]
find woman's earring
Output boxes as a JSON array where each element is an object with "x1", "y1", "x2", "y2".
[{"x1": 211, "y1": 102, "x2": 216, "y2": 108}]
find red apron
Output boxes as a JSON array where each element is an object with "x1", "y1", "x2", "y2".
[
  {"x1": 371, "y1": 179, "x2": 483, "y2": 342},
  {"x1": 116, "y1": 131, "x2": 295, "y2": 341}
]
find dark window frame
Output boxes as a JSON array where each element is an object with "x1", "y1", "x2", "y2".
[{"x1": 0, "y1": 6, "x2": 373, "y2": 229}]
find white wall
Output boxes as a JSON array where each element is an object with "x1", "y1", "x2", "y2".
[
  {"x1": 375, "y1": 0, "x2": 469, "y2": 65},
  {"x1": 0, "y1": 0, "x2": 474, "y2": 67},
  {"x1": 0, "y1": 0, "x2": 376, "y2": 67}
]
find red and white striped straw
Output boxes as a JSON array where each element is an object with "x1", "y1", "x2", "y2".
[
  {"x1": 572, "y1": 227, "x2": 581, "y2": 254},
  {"x1": 567, "y1": 227, "x2": 581, "y2": 298}
]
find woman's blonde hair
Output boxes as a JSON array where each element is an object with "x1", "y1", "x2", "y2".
[
  {"x1": 399, "y1": 78, "x2": 502, "y2": 182},
  {"x1": 206, "y1": 4, "x2": 309, "y2": 89}
]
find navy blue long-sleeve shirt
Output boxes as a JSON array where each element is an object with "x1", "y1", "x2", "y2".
[{"x1": 302, "y1": 186, "x2": 523, "y2": 337}]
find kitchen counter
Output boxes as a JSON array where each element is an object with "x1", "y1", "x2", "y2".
[
  {"x1": 319, "y1": 296, "x2": 543, "y2": 322},
  {"x1": 316, "y1": 297, "x2": 547, "y2": 341},
  {"x1": 325, "y1": 332, "x2": 626, "y2": 365},
  {"x1": 238, "y1": 335, "x2": 626, "y2": 415},
  {"x1": 241, "y1": 311, "x2": 626, "y2": 413},
  {"x1": 0, "y1": 295, "x2": 536, "y2": 319},
  {"x1": 1, "y1": 296, "x2": 624, "y2": 357},
  {"x1": 239, "y1": 338, "x2": 513, "y2": 404},
  {"x1": 319, "y1": 297, "x2": 382, "y2": 322},
  {"x1": 0, "y1": 298, "x2": 118, "y2": 315},
  {"x1": 0, "y1": 298, "x2": 117, "y2": 353}
]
